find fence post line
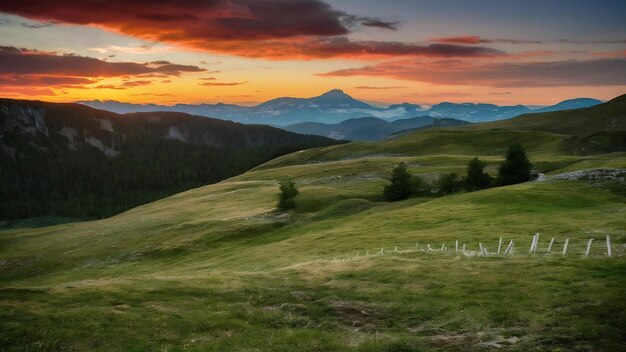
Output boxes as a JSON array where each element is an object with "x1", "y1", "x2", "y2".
[
  {"x1": 547, "y1": 238, "x2": 555, "y2": 254},
  {"x1": 497, "y1": 237, "x2": 503, "y2": 254},
  {"x1": 606, "y1": 235, "x2": 612, "y2": 258},
  {"x1": 529, "y1": 234, "x2": 536, "y2": 253},
  {"x1": 585, "y1": 238, "x2": 594, "y2": 256},
  {"x1": 562, "y1": 238, "x2": 569, "y2": 256},
  {"x1": 455, "y1": 240, "x2": 459, "y2": 253},
  {"x1": 534, "y1": 233, "x2": 540, "y2": 253},
  {"x1": 479, "y1": 243, "x2": 485, "y2": 256}
]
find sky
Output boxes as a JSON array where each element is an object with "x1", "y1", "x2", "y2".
[{"x1": 0, "y1": 0, "x2": 625, "y2": 106}]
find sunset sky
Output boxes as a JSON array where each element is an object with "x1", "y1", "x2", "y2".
[{"x1": 0, "y1": 0, "x2": 625, "y2": 106}]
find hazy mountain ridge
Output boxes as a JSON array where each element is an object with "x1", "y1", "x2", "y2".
[
  {"x1": 80, "y1": 90, "x2": 602, "y2": 125},
  {"x1": 284, "y1": 116, "x2": 470, "y2": 140}
]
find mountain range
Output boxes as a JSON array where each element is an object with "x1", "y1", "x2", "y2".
[
  {"x1": 80, "y1": 89, "x2": 603, "y2": 126},
  {"x1": 0, "y1": 98, "x2": 339, "y2": 220},
  {"x1": 285, "y1": 116, "x2": 470, "y2": 140}
]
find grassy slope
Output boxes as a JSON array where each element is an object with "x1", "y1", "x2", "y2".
[{"x1": 1, "y1": 102, "x2": 626, "y2": 351}]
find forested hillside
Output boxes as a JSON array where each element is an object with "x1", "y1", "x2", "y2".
[{"x1": 0, "y1": 99, "x2": 339, "y2": 220}]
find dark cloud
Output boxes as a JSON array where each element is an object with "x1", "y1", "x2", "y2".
[
  {"x1": 359, "y1": 18, "x2": 398, "y2": 30},
  {"x1": 0, "y1": 75, "x2": 94, "y2": 87},
  {"x1": 220, "y1": 37, "x2": 505, "y2": 59},
  {"x1": 0, "y1": 46, "x2": 204, "y2": 77},
  {"x1": 122, "y1": 80, "x2": 152, "y2": 87},
  {"x1": 320, "y1": 58, "x2": 626, "y2": 87},
  {"x1": 431, "y1": 36, "x2": 541, "y2": 45},
  {"x1": 21, "y1": 22, "x2": 53, "y2": 28},
  {"x1": 0, "y1": 1, "x2": 420, "y2": 59},
  {"x1": 0, "y1": 0, "x2": 392, "y2": 41}
]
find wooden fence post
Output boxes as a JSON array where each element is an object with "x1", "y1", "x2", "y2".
[
  {"x1": 455, "y1": 240, "x2": 459, "y2": 253},
  {"x1": 497, "y1": 237, "x2": 503, "y2": 254},
  {"x1": 503, "y1": 240, "x2": 514, "y2": 255},
  {"x1": 479, "y1": 243, "x2": 486, "y2": 256},
  {"x1": 585, "y1": 238, "x2": 594, "y2": 256},
  {"x1": 440, "y1": 243, "x2": 445, "y2": 251},
  {"x1": 562, "y1": 238, "x2": 569, "y2": 256},
  {"x1": 606, "y1": 235, "x2": 612, "y2": 258},
  {"x1": 547, "y1": 238, "x2": 555, "y2": 254}
]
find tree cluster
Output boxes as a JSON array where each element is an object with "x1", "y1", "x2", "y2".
[{"x1": 382, "y1": 143, "x2": 533, "y2": 202}]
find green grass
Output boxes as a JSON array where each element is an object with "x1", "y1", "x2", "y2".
[{"x1": 1, "y1": 119, "x2": 625, "y2": 350}]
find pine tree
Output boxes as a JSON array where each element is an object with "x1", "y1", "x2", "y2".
[
  {"x1": 464, "y1": 157, "x2": 493, "y2": 191},
  {"x1": 277, "y1": 180, "x2": 299, "y2": 210},
  {"x1": 384, "y1": 162, "x2": 414, "y2": 202},
  {"x1": 496, "y1": 143, "x2": 532, "y2": 186}
]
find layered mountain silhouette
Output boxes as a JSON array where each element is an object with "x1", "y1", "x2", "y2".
[
  {"x1": 285, "y1": 116, "x2": 469, "y2": 140},
  {"x1": 80, "y1": 90, "x2": 603, "y2": 126}
]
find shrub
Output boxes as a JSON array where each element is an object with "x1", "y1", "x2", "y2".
[
  {"x1": 277, "y1": 180, "x2": 298, "y2": 210},
  {"x1": 384, "y1": 162, "x2": 415, "y2": 202},
  {"x1": 464, "y1": 157, "x2": 493, "y2": 191},
  {"x1": 496, "y1": 143, "x2": 532, "y2": 186},
  {"x1": 437, "y1": 172, "x2": 462, "y2": 195}
]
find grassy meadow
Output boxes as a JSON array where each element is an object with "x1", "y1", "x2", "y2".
[{"x1": 1, "y1": 117, "x2": 625, "y2": 351}]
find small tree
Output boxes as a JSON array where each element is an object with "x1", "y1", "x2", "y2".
[
  {"x1": 496, "y1": 143, "x2": 532, "y2": 186},
  {"x1": 464, "y1": 157, "x2": 493, "y2": 191},
  {"x1": 437, "y1": 172, "x2": 462, "y2": 195},
  {"x1": 384, "y1": 162, "x2": 414, "y2": 202},
  {"x1": 277, "y1": 180, "x2": 298, "y2": 210}
]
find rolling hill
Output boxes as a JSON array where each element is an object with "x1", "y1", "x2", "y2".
[
  {"x1": 0, "y1": 98, "x2": 340, "y2": 220},
  {"x1": 0, "y1": 95, "x2": 624, "y2": 351}
]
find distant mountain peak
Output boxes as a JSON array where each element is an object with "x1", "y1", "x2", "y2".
[{"x1": 319, "y1": 89, "x2": 348, "y2": 98}]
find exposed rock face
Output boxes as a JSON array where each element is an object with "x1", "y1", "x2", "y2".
[
  {"x1": 1, "y1": 104, "x2": 48, "y2": 136},
  {"x1": 547, "y1": 168, "x2": 626, "y2": 182}
]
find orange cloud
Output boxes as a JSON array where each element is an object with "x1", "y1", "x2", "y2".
[
  {"x1": 0, "y1": 46, "x2": 205, "y2": 95},
  {"x1": 199, "y1": 81, "x2": 248, "y2": 86}
]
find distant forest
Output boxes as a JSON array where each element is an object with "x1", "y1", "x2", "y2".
[{"x1": 0, "y1": 99, "x2": 338, "y2": 220}]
